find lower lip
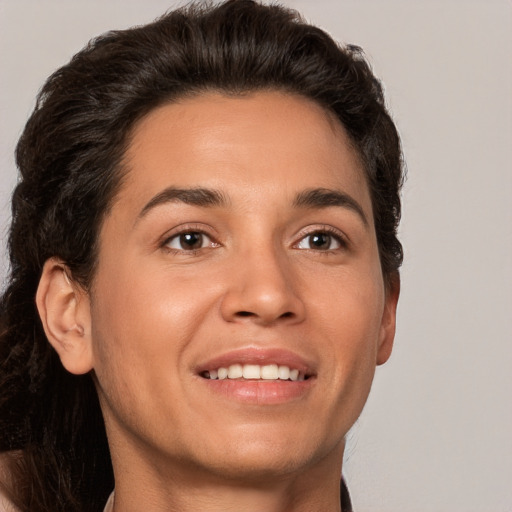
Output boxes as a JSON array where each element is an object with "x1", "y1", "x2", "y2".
[{"x1": 201, "y1": 378, "x2": 314, "y2": 405}]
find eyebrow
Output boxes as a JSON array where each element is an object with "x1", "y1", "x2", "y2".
[
  {"x1": 138, "y1": 186, "x2": 228, "y2": 219},
  {"x1": 137, "y1": 185, "x2": 368, "y2": 227},
  {"x1": 293, "y1": 188, "x2": 369, "y2": 226}
]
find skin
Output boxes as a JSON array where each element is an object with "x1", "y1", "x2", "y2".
[{"x1": 37, "y1": 91, "x2": 398, "y2": 511}]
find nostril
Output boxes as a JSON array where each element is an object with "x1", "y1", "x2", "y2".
[{"x1": 234, "y1": 310, "x2": 295, "y2": 320}]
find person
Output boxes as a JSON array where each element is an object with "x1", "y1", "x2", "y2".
[{"x1": 0, "y1": 1, "x2": 404, "y2": 510}]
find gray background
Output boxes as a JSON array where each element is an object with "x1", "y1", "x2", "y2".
[{"x1": 1, "y1": 1, "x2": 511, "y2": 511}]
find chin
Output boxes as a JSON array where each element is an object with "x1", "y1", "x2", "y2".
[
  {"x1": 186, "y1": 426, "x2": 342, "y2": 483},
  {"x1": 197, "y1": 449, "x2": 314, "y2": 483}
]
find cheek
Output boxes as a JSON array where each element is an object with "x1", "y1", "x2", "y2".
[
  {"x1": 308, "y1": 256, "x2": 385, "y2": 342},
  {"x1": 312, "y1": 267, "x2": 385, "y2": 408},
  {"x1": 89, "y1": 268, "x2": 207, "y2": 401},
  {"x1": 92, "y1": 263, "x2": 207, "y2": 342},
  {"x1": 89, "y1": 273, "x2": 214, "y2": 445}
]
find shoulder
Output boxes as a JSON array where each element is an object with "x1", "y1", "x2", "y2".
[
  {"x1": 0, "y1": 452, "x2": 21, "y2": 512},
  {"x1": 0, "y1": 491, "x2": 19, "y2": 512}
]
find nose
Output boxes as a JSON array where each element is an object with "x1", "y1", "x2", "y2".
[{"x1": 220, "y1": 244, "x2": 306, "y2": 326}]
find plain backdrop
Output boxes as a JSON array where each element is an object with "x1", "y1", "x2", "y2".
[{"x1": 0, "y1": 1, "x2": 511, "y2": 511}]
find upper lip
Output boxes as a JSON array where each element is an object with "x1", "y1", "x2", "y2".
[{"x1": 195, "y1": 347, "x2": 317, "y2": 376}]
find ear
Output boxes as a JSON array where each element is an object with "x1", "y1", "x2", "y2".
[
  {"x1": 36, "y1": 258, "x2": 94, "y2": 375},
  {"x1": 376, "y1": 274, "x2": 400, "y2": 366}
]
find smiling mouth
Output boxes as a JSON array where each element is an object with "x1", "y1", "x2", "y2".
[{"x1": 200, "y1": 363, "x2": 311, "y2": 381}]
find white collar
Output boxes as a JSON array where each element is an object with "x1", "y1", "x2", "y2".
[{"x1": 103, "y1": 491, "x2": 114, "y2": 512}]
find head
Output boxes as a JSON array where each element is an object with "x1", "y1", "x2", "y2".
[{"x1": 0, "y1": 1, "x2": 403, "y2": 509}]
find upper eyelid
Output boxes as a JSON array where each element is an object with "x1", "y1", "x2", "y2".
[
  {"x1": 160, "y1": 229, "x2": 221, "y2": 255},
  {"x1": 293, "y1": 225, "x2": 349, "y2": 246},
  {"x1": 164, "y1": 232, "x2": 216, "y2": 252},
  {"x1": 157, "y1": 223, "x2": 349, "y2": 249},
  {"x1": 160, "y1": 223, "x2": 220, "y2": 244}
]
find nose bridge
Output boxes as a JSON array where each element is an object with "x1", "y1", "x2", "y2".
[{"x1": 220, "y1": 235, "x2": 304, "y2": 325}]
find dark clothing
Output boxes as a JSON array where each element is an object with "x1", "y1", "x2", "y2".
[{"x1": 340, "y1": 478, "x2": 353, "y2": 512}]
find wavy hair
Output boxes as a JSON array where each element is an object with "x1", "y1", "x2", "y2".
[{"x1": 0, "y1": 1, "x2": 404, "y2": 510}]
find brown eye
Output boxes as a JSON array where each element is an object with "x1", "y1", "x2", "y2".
[
  {"x1": 166, "y1": 232, "x2": 211, "y2": 251},
  {"x1": 297, "y1": 232, "x2": 342, "y2": 251}
]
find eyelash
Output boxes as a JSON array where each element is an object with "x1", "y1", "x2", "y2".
[
  {"x1": 293, "y1": 226, "x2": 348, "y2": 253},
  {"x1": 161, "y1": 225, "x2": 219, "y2": 255},
  {"x1": 160, "y1": 225, "x2": 348, "y2": 255}
]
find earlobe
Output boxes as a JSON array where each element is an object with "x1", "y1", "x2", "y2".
[
  {"x1": 36, "y1": 258, "x2": 94, "y2": 375},
  {"x1": 376, "y1": 274, "x2": 400, "y2": 366}
]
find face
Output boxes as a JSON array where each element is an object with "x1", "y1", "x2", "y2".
[{"x1": 86, "y1": 91, "x2": 397, "y2": 483}]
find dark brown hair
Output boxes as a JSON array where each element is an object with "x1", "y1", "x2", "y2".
[{"x1": 0, "y1": 1, "x2": 404, "y2": 510}]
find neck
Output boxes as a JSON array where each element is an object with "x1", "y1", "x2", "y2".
[{"x1": 110, "y1": 442, "x2": 345, "y2": 512}]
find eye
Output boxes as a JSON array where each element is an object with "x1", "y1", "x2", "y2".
[
  {"x1": 164, "y1": 231, "x2": 215, "y2": 251},
  {"x1": 296, "y1": 231, "x2": 343, "y2": 251}
]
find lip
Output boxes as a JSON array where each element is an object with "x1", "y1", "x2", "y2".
[
  {"x1": 195, "y1": 347, "x2": 317, "y2": 376},
  {"x1": 194, "y1": 347, "x2": 317, "y2": 405}
]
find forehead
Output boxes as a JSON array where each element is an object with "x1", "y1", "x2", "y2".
[{"x1": 116, "y1": 91, "x2": 371, "y2": 216}]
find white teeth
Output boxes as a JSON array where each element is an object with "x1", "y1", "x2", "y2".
[
  {"x1": 205, "y1": 364, "x2": 306, "y2": 381},
  {"x1": 261, "y1": 364, "x2": 279, "y2": 380},
  {"x1": 227, "y1": 364, "x2": 243, "y2": 379},
  {"x1": 278, "y1": 365, "x2": 290, "y2": 380},
  {"x1": 289, "y1": 369, "x2": 299, "y2": 381},
  {"x1": 242, "y1": 364, "x2": 261, "y2": 379}
]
